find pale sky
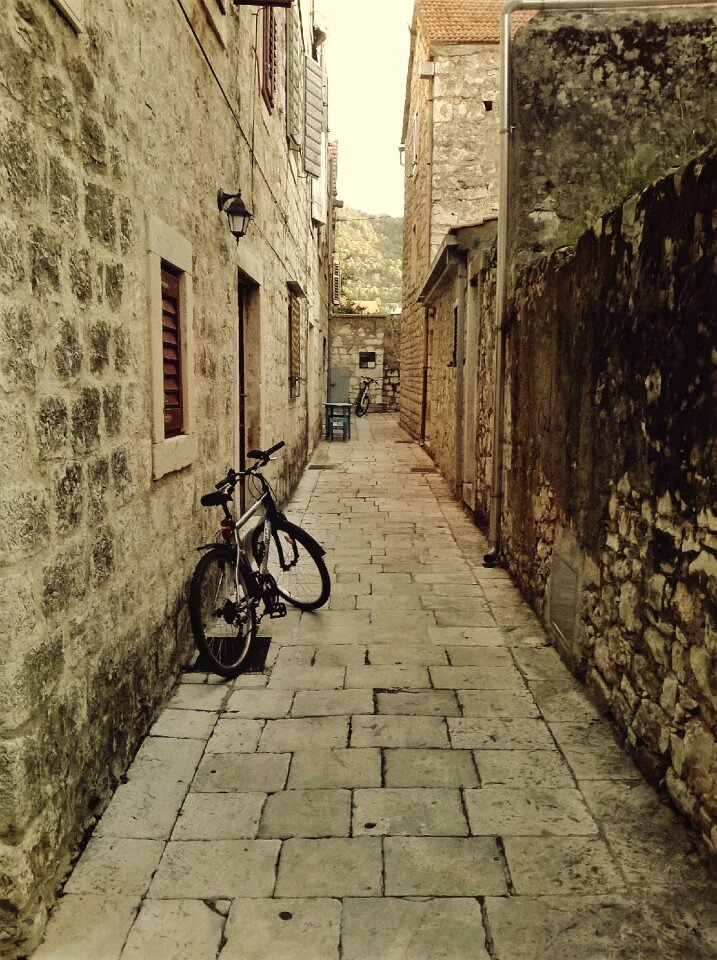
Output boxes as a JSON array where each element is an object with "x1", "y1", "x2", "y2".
[{"x1": 316, "y1": 0, "x2": 415, "y2": 217}]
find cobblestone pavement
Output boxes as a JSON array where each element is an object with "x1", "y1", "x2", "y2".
[{"x1": 34, "y1": 414, "x2": 716, "y2": 959}]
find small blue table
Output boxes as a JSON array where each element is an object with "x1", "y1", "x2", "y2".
[{"x1": 325, "y1": 402, "x2": 351, "y2": 440}]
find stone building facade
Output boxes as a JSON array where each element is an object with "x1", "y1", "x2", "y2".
[
  {"x1": 400, "y1": 0, "x2": 501, "y2": 441},
  {"x1": 0, "y1": 0, "x2": 332, "y2": 953}
]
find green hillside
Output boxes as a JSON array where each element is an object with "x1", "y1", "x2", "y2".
[{"x1": 334, "y1": 208, "x2": 403, "y2": 311}]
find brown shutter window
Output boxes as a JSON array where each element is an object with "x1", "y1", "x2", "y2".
[
  {"x1": 288, "y1": 291, "x2": 300, "y2": 399},
  {"x1": 262, "y1": 8, "x2": 276, "y2": 110},
  {"x1": 161, "y1": 265, "x2": 184, "y2": 437}
]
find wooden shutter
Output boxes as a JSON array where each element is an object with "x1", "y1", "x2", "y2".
[
  {"x1": 286, "y1": 8, "x2": 303, "y2": 151},
  {"x1": 161, "y1": 266, "x2": 183, "y2": 437},
  {"x1": 331, "y1": 260, "x2": 341, "y2": 305},
  {"x1": 304, "y1": 56, "x2": 323, "y2": 178},
  {"x1": 288, "y1": 292, "x2": 300, "y2": 398},
  {"x1": 262, "y1": 8, "x2": 276, "y2": 110}
]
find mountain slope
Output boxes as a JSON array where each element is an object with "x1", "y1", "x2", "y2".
[{"x1": 334, "y1": 208, "x2": 403, "y2": 311}]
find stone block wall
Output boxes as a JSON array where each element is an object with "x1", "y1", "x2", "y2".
[
  {"x1": 502, "y1": 144, "x2": 717, "y2": 854},
  {"x1": 431, "y1": 44, "x2": 499, "y2": 253},
  {"x1": 382, "y1": 313, "x2": 401, "y2": 412},
  {"x1": 329, "y1": 314, "x2": 397, "y2": 412},
  {"x1": 0, "y1": 0, "x2": 328, "y2": 953},
  {"x1": 510, "y1": 9, "x2": 717, "y2": 266}
]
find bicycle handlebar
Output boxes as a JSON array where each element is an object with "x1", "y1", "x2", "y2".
[{"x1": 214, "y1": 441, "x2": 285, "y2": 490}]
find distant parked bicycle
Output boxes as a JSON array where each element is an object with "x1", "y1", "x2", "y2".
[
  {"x1": 355, "y1": 376, "x2": 377, "y2": 417},
  {"x1": 189, "y1": 441, "x2": 331, "y2": 678}
]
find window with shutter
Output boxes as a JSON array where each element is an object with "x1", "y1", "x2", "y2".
[
  {"x1": 331, "y1": 260, "x2": 341, "y2": 306},
  {"x1": 286, "y1": 8, "x2": 303, "y2": 151},
  {"x1": 304, "y1": 56, "x2": 324, "y2": 178},
  {"x1": 288, "y1": 292, "x2": 301, "y2": 399},
  {"x1": 161, "y1": 265, "x2": 184, "y2": 437},
  {"x1": 262, "y1": 8, "x2": 277, "y2": 110}
]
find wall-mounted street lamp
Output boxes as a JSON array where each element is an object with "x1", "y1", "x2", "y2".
[{"x1": 217, "y1": 189, "x2": 253, "y2": 242}]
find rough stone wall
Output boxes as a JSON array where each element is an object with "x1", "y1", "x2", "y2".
[
  {"x1": 502, "y1": 145, "x2": 717, "y2": 854},
  {"x1": 422, "y1": 279, "x2": 457, "y2": 487},
  {"x1": 0, "y1": 0, "x2": 328, "y2": 953},
  {"x1": 510, "y1": 9, "x2": 717, "y2": 266},
  {"x1": 400, "y1": 23, "x2": 432, "y2": 439},
  {"x1": 382, "y1": 313, "x2": 401, "y2": 412},
  {"x1": 431, "y1": 44, "x2": 499, "y2": 254},
  {"x1": 329, "y1": 314, "x2": 392, "y2": 412},
  {"x1": 471, "y1": 246, "x2": 497, "y2": 529}
]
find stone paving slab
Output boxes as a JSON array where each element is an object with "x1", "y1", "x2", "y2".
[
  {"x1": 287, "y1": 748, "x2": 382, "y2": 789},
  {"x1": 457, "y1": 688, "x2": 540, "y2": 719},
  {"x1": 63, "y1": 838, "x2": 164, "y2": 897},
  {"x1": 351, "y1": 715, "x2": 449, "y2": 748},
  {"x1": 474, "y1": 749, "x2": 576, "y2": 788},
  {"x1": 148, "y1": 840, "x2": 280, "y2": 898},
  {"x1": 207, "y1": 717, "x2": 265, "y2": 753},
  {"x1": 275, "y1": 838, "x2": 382, "y2": 897},
  {"x1": 259, "y1": 715, "x2": 350, "y2": 751},
  {"x1": 353, "y1": 788, "x2": 469, "y2": 836},
  {"x1": 291, "y1": 689, "x2": 373, "y2": 716},
  {"x1": 549, "y1": 720, "x2": 641, "y2": 780},
  {"x1": 431, "y1": 665, "x2": 526, "y2": 690},
  {"x1": 172, "y1": 792, "x2": 266, "y2": 840},
  {"x1": 384, "y1": 749, "x2": 479, "y2": 788},
  {"x1": 221, "y1": 899, "x2": 341, "y2": 960},
  {"x1": 258, "y1": 789, "x2": 351, "y2": 838},
  {"x1": 464, "y1": 786, "x2": 598, "y2": 836},
  {"x1": 503, "y1": 836, "x2": 625, "y2": 894},
  {"x1": 377, "y1": 690, "x2": 461, "y2": 716},
  {"x1": 384, "y1": 836, "x2": 507, "y2": 896},
  {"x1": 31, "y1": 895, "x2": 139, "y2": 960},
  {"x1": 150, "y1": 708, "x2": 218, "y2": 739},
  {"x1": 341, "y1": 897, "x2": 490, "y2": 960},
  {"x1": 449, "y1": 717, "x2": 555, "y2": 750},
  {"x1": 224, "y1": 688, "x2": 294, "y2": 717},
  {"x1": 121, "y1": 899, "x2": 224, "y2": 960},
  {"x1": 193, "y1": 752, "x2": 290, "y2": 792},
  {"x1": 346, "y1": 664, "x2": 432, "y2": 689},
  {"x1": 485, "y1": 896, "x2": 717, "y2": 960}
]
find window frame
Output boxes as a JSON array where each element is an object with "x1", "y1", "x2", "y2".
[
  {"x1": 161, "y1": 265, "x2": 184, "y2": 438},
  {"x1": 288, "y1": 290, "x2": 301, "y2": 399},
  {"x1": 50, "y1": 0, "x2": 84, "y2": 31},
  {"x1": 261, "y1": 7, "x2": 277, "y2": 111},
  {"x1": 359, "y1": 351, "x2": 377, "y2": 370},
  {"x1": 148, "y1": 217, "x2": 197, "y2": 480}
]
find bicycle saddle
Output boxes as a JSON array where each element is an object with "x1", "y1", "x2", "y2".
[{"x1": 200, "y1": 491, "x2": 232, "y2": 507}]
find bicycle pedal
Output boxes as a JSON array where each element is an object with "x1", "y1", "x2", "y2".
[{"x1": 270, "y1": 602, "x2": 287, "y2": 619}]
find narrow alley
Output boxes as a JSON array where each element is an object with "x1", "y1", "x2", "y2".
[{"x1": 33, "y1": 415, "x2": 716, "y2": 960}]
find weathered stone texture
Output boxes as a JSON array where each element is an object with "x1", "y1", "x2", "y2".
[
  {"x1": 329, "y1": 313, "x2": 398, "y2": 411},
  {"x1": 0, "y1": 0, "x2": 330, "y2": 954},
  {"x1": 502, "y1": 144, "x2": 717, "y2": 854},
  {"x1": 510, "y1": 10, "x2": 717, "y2": 265}
]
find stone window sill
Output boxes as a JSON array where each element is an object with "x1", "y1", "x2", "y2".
[{"x1": 152, "y1": 434, "x2": 198, "y2": 481}]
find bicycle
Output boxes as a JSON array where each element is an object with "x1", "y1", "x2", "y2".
[
  {"x1": 188, "y1": 441, "x2": 331, "y2": 678},
  {"x1": 355, "y1": 376, "x2": 377, "y2": 417}
]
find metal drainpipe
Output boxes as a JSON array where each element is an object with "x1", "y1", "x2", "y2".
[
  {"x1": 454, "y1": 258, "x2": 467, "y2": 500},
  {"x1": 484, "y1": 0, "x2": 709, "y2": 566}
]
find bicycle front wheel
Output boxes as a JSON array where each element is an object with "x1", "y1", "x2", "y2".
[
  {"x1": 356, "y1": 389, "x2": 370, "y2": 417},
  {"x1": 253, "y1": 522, "x2": 331, "y2": 611},
  {"x1": 189, "y1": 547, "x2": 257, "y2": 678}
]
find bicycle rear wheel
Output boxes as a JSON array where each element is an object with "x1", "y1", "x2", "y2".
[
  {"x1": 189, "y1": 547, "x2": 257, "y2": 678},
  {"x1": 253, "y1": 521, "x2": 331, "y2": 611}
]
